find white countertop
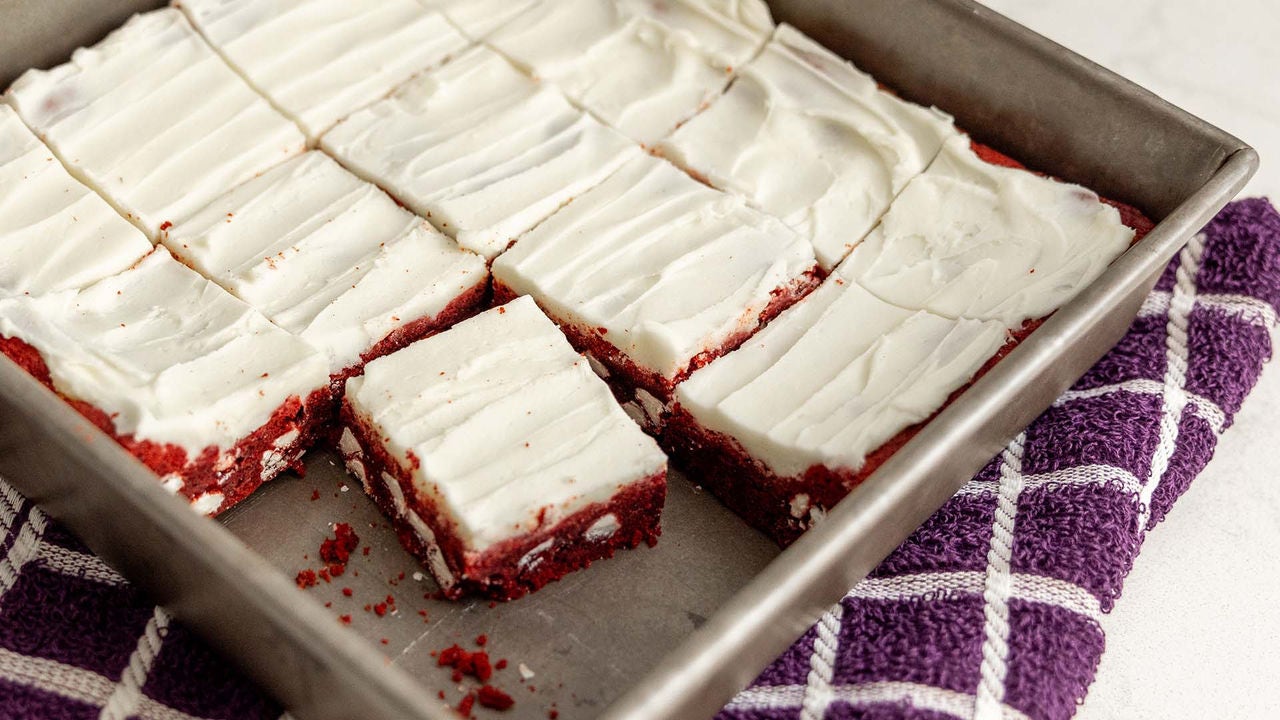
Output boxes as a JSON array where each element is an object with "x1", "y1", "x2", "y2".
[{"x1": 977, "y1": 2, "x2": 1280, "y2": 718}]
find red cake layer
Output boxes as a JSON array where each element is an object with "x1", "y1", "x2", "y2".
[
  {"x1": 492, "y1": 268, "x2": 823, "y2": 418},
  {"x1": 0, "y1": 334, "x2": 330, "y2": 514},
  {"x1": 662, "y1": 142, "x2": 1156, "y2": 546},
  {"x1": 340, "y1": 401, "x2": 665, "y2": 601}
]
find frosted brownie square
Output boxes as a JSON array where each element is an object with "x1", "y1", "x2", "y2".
[
  {"x1": 0, "y1": 105, "x2": 151, "y2": 299},
  {"x1": 658, "y1": 23, "x2": 958, "y2": 270},
  {"x1": 0, "y1": 248, "x2": 330, "y2": 515},
  {"x1": 339, "y1": 296, "x2": 667, "y2": 600},
  {"x1": 487, "y1": 0, "x2": 774, "y2": 144},
  {"x1": 322, "y1": 46, "x2": 639, "y2": 260},
  {"x1": 668, "y1": 274, "x2": 1007, "y2": 545},
  {"x1": 492, "y1": 153, "x2": 820, "y2": 430},
  {"x1": 841, "y1": 135, "x2": 1137, "y2": 331},
  {"x1": 176, "y1": 0, "x2": 469, "y2": 140},
  {"x1": 4, "y1": 9, "x2": 306, "y2": 239},
  {"x1": 163, "y1": 151, "x2": 488, "y2": 387}
]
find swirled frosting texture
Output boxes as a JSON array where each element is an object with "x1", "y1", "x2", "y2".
[
  {"x1": 5, "y1": 9, "x2": 306, "y2": 239},
  {"x1": 0, "y1": 105, "x2": 152, "y2": 299},
  {"x1": 0, "y1": 248, "x2": 328, "y2": 454},
  {"x1": 487, "y1": 0, "x2": 773, "y2": 144},
  {"x1": 658, "y1": 23, "x2": 957, "y2": 270},
  {"x1": 164, "y1": 152, "x2": 487, "y2": 374},
  {"x1": 177, "y1": 0, "x2": 469, "y2": 140},
  {"x1": 676, "y1": 275, "x2": 1006, "y2": 479},
  {"x1": 345, "y1": 297, "x2": 666, "y2": 551},
  {"x1": 842, "y1": 135, "x2": 1136, "y2": 328},
  {"x1": 322, "y1": 46, "x2": 639, "y2": 259},
  {"x1": 493, "y1": 153, "x2": 816, "y2": 382}
]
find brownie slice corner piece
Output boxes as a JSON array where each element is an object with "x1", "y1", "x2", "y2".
[{"x1": 339, "y1": 296, "x2": 667, "y2": 600}]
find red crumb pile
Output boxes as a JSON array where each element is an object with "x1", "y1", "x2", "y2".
[
  {"x1": 433, "y1": 635, "x2": 521, "y2": 717},
  {"x1": 294, "y1": 523, "x2": 360, "y2": 589}
]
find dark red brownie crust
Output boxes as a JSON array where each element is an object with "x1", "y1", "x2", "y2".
[
  {"x1": 339, "y1": 400, "x2": 666, "y2": 601},
  {"x1": 0, "y1": 334, "x2": 330, "y2": 514},
  {"x1": 662, "y1": 141, "x2": 1155, "y2": 546},
  {"x1": 492, "y1": 267, "x2": 823, "y2": 413}
]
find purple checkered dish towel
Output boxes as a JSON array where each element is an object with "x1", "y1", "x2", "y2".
[{"x1": 0, "y1": 199, "x2": 1276, "y2": 720}]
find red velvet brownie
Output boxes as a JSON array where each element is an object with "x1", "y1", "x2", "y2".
[
  {"x1": 338, "y1": 297, "x2": 668, "y2": 600},
  {"x1": 667, "y1": 135, "x2": 1145, "y2": 546},
  {"x1": 0, "y1": 248, "x2": 331, "y2": 515},
  {"x1": 162, "y1": 151, "x2": 488, "y2": 393},
  {"x1": 491, "y1": 153, "x2": 821, "y2": 432}
]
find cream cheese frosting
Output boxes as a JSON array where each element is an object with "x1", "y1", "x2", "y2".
[
  {"x1": 840, "y1": 135, "x2": 1136, "y2": 329},
  {"x1": 0, "y1": 104, "x2": 152, "y2": 299},
  {"x1": 322, "y1": 45, "x2": 639, "y2": 259},
  {"x1": 177, "y1": 0, "x2": 470, "y2": 140},
  {"x1": 486, "y1": 0, "x2": 772, "y2": 145},
  {"x1": 658, "y1": 23, "x2": 958, "y2": 270},
  {"x1": 163, "y1": 152, "x2": 487, "y2": 375},
  {"x1": 0, "y1": 247, "x2": 329, "y2": 455},
  {"x1": 4, "y1": 9, "x2": 307, "y2": 239},
  {"x1": 344, "y1": 296, "x2": 667, "y2": 551},
  {"x1": 492, "y1": 153, "x2": 817, "y2": 384},
  {"x1": 414, "y1": 0, "x2": 539, "y2": 40},
  {"x1": 676, "y1": 275, "x2": 1006, "y2": 479}
]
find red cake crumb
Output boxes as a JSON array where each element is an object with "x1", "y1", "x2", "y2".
[
  {"x1": 477, "y1": 686, "x2": 514, "y2": 711},
  {"x1": 495, "y1": 659, "x2": 508, "y2": 670},
  {"x1": 295, "y1": 570, "x2": 317, "y2": 589},
  {"x1": 475, "y1": 634, "x2": 487, "y2": 647},
  {"x1": 380, "y1": 638, "x2": 389, "y2": 645},
  {"x1": 437, "y1": 644, "x2": 493, "y2": 682},
  {"x1": 342, "y1": 587, "x2": 353, "y2": 597},
  {"x1": 311, "y1": 489, "x2": 321, "y2": 501},
  {"x1": 373, "y1": 603, "x2": 388, "y2": 617},
  {"x1": 320, "y1": 523, "x2": 360, "y2": 566},
  {"x1": 438, "y1": 690, "x2": 446, "y2": 700},
  {"x1": 339, "y1": 614, "x2": 352, "y2": 625},
  {"x1": 548, "y1": 710, "x2": 558, "y2": 719},
  {"x1": 456, "y1": 693, "x2": 476, "y2": 717}
]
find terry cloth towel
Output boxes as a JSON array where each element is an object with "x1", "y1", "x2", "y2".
[{"x1": 0, "y1": 199, "x2": 1275, "y2": 720}]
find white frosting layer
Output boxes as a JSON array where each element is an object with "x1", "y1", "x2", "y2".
[
  {"x1": 5, "y1": 9, "x2": 306, "y2": 239},
  {"x1": 177, "y1": 0, "x2": 469, "y2": 140},
  {"x1": 344, "y1": 296, "x2": 666, "y2": 551},
  {"x1": 841, "y1": 135, "x2": 1136, "y2": 328},
  {"x1": 0, "y1": 247, "x2": 329, "y2": 455},
  {"x1": 164, "y1": 152, "x2": 486, "y2": 374},
  {"x1": 487, "y1": 0, "x2": 771, "y2": 144},
  {"x1": 415, "y1": 0, "x2": 539, "y2": 39},
  {"x1": 0, "y1": 105, "x2": 152, "y2": 299},
  {"x1": 658, "y1": 23, "x2": 958, "y2": 270},
  {"x1": 676, "y1": 276, "x2": 1006, "y2": 478},
  {"x1": 323, "y1": 46, "x2": 639, "y2": 259},
  {"x1": 493, "y1": 153, "x2": 816, "y2": 384}
]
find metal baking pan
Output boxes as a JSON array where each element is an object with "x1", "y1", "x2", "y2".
[{"x1": 0, "y1": 1, "x2": 1257, "y2": 719}]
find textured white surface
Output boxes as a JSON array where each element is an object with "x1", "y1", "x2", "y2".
[
  {"x1": 658, "y1": 24, "x2": 957, "y2": 270},
  {"x1": 177, "y1": 0, "x2": 468, "y2": 140},
  {"x1": 0, "y1": 105, "x2": 152, "y2": 299},
  {"x1": 163, "y1": 152, "x2": 486, "y2": 375},
  {"x1": 493, "y1": 153, "x2": 816, "y2": 383},
  {"x1": 843, "y1": 135, "x2": 1134, "y2": 329},
  {"x1": 322, "y1": 46, "x2": 639, "y2": 260},
  {"x1": 4, "y1": 9, "x2": 306, "y2": 239},
  {"x1": 344, "y1": 297, "x2": 667, "y2": 551},
  {"x1": 977, "y1": 2, "x2": 1280, "y2": 718}
]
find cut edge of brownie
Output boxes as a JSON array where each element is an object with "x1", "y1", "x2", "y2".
[
  {"x1": 338, "y1": 401, "x2": 666, "y2": 601},
  {"x1": 0, "y1": 334, "x2": 331, "y2": 515}
]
